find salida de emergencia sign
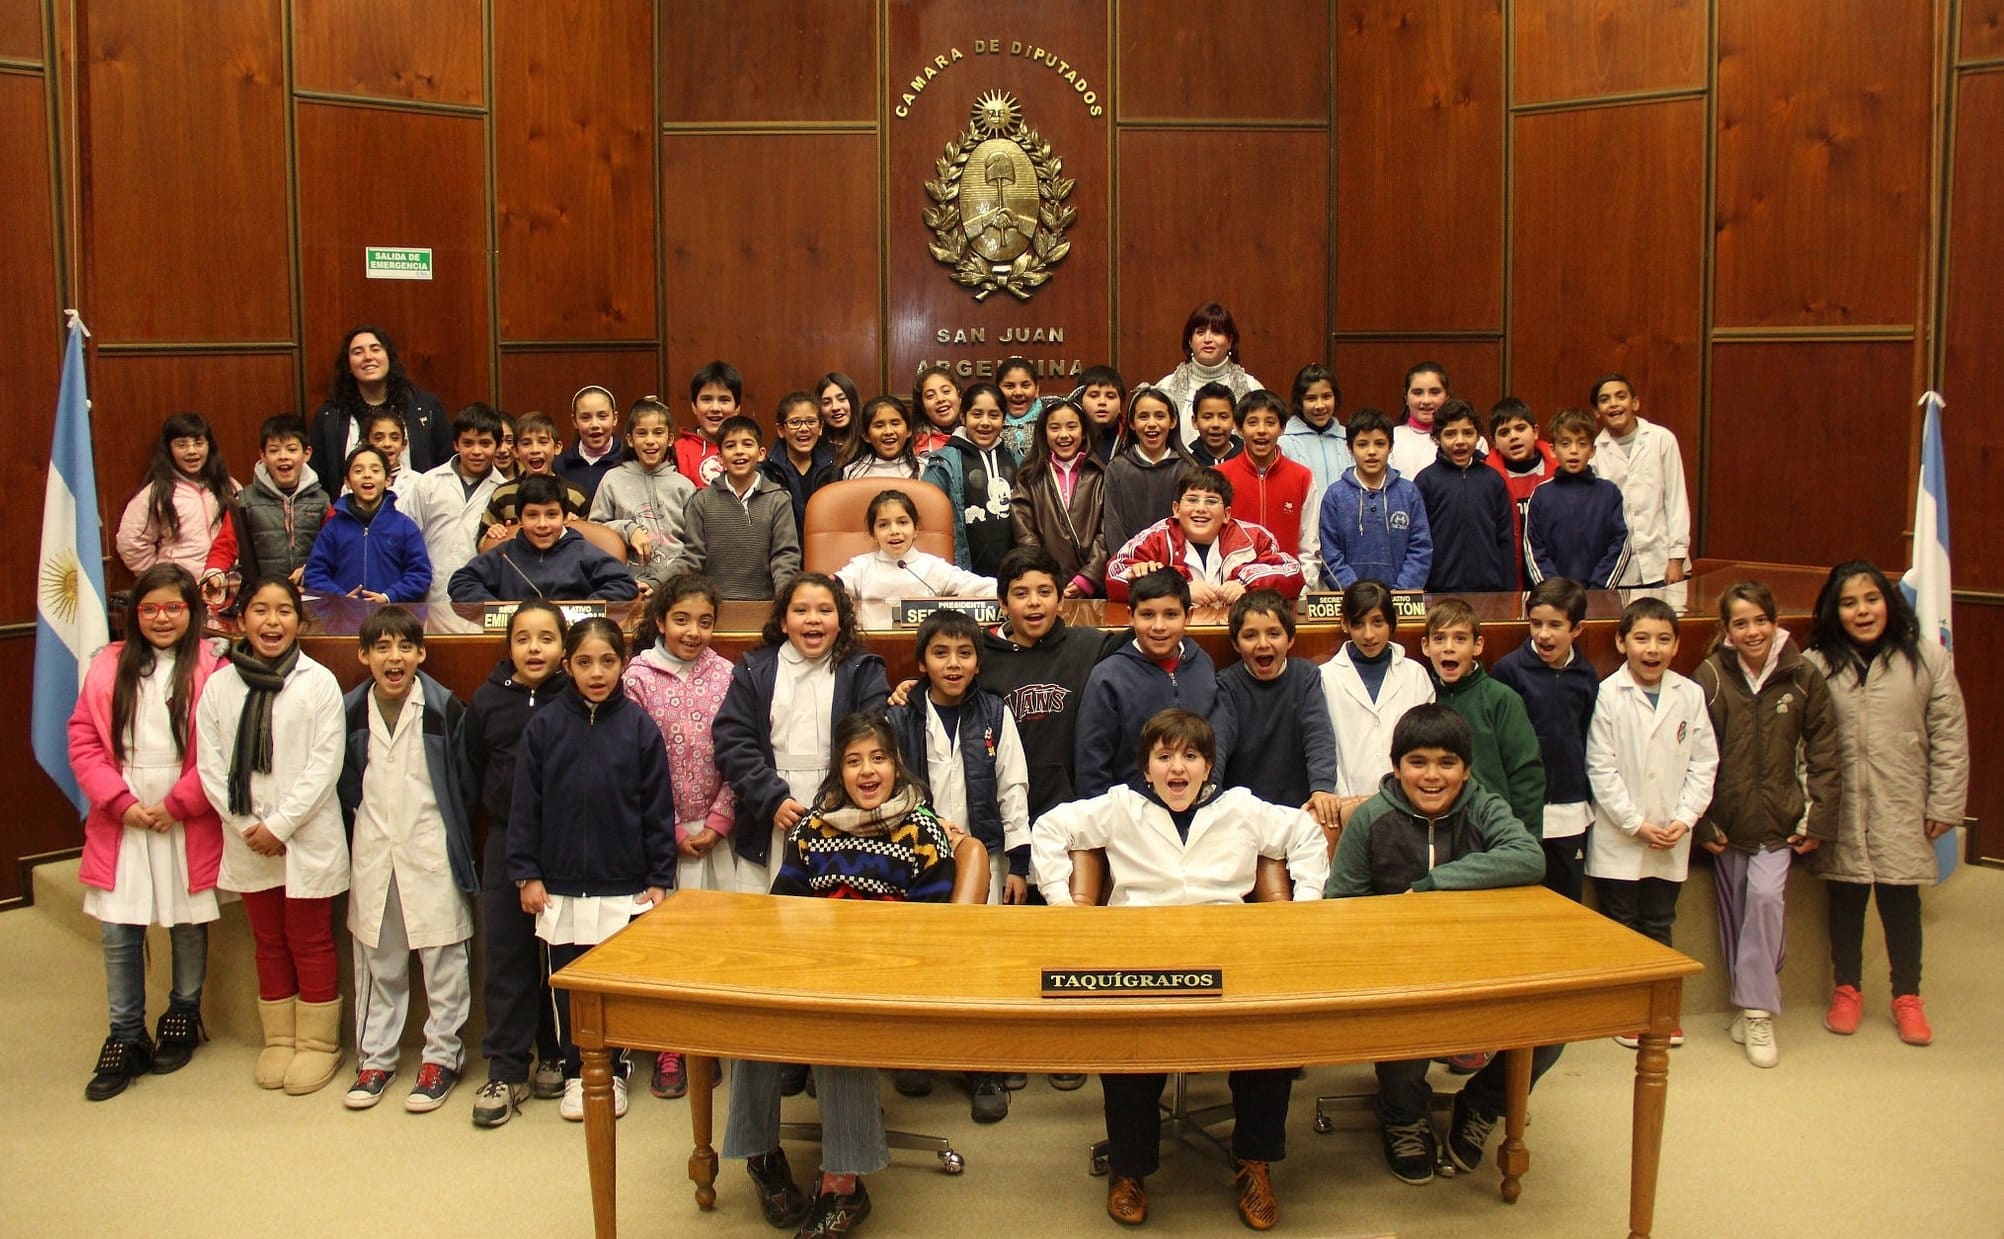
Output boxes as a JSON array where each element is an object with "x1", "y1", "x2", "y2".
[{"x1": 365, "y1": 247, "x2": 433, "y2": 281}]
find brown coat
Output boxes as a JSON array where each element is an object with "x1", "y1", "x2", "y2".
[
  {"x1": 1010, "y1": 456, "x2": 1108, "y2": 593},
  {"x1": 1802, "y1": 640, "x2": 1968, "y2": 885},
  {"x1": 1693, "y1": 639, "x2": 1840, "y2": 852}
]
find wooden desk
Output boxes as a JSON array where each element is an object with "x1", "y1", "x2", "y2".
[{"x1": 555, "y1": 886, "x2": 1700, "y2": 1239}]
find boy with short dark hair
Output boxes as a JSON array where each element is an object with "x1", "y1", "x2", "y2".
[
  {"x1": 1421, "y1": 598, "x2": 1545, "y2": 838},
  {"x1": 205, "y1": 412, "x2": 330, "y2": 591},
  {"x1": 1524, "y1": 408, "x2": 1628, "y2": 589},
  {"x1": 1414, "y1": 399, "x2": 1515, "y2": 593},
  {"x1": 449, "y1": 474, "x2": 639, "y2": 602},
  {"x1": 1318, "y1": 409, "x2": 1431, "y2": 589},
  {"x1": 1077, "y1": 365, "x2": 1127, "y2": 463},
  {"x1": 1187, "y1": 380, "x2": 1244, "y2": 467},
  {"x1": 480, "y1": 412, "x2": 590, "y2": 548},
  {"x1": 589, "y1": 396, "x2": 697, "y2": 592},
  {"x1": 676, "y1": 360, "x2": 742, "y2": 487},
  {"x1": 1218, "y1": 390, "x2": 1318, "y2": 571},
  {"x1": 1484, "y1": 397, "x2": 1554, "y2": 589},
  {"x1": 665, "y1": 413, "x2": 800, "y2": 600},
  {"x1": 336, "y1": 606, "x2": 477, "y2": 1113},
  {"x1": 1073, "y1": 569, "x2": 1217, "y2": 799},
  {"x1": 403, "y1": 402, "x2": 505, "y2": 604},
  {"x1": 1591, "y1": 374, "x2": 1690, "y2": 588},
  {"x1": 553, "y1": 384, "x2": 626, "y2": 507},
  {"x1": 1324, "y1": 704, "x2": 1545, "y2": 1186},
  {"x1": 1214, "y1": 590, "x2": 1342, "y2": 831},
  {"x1": 1104, "y1": 466, "x2": 1304, "y2": 606},
  {"x1": 1489, "y1": 577, "x2": 1599, "y2": 900}
]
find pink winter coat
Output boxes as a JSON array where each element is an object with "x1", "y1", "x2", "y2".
[
  {"x1": 115, "y1": 478, "x2": 231, "y2": 577},
  {"x1": 68, "y1": 642, "x2": 225, "y2": 892},
  {"x1": 621, "y1": 645, "x2": 736, "y2": 843}
]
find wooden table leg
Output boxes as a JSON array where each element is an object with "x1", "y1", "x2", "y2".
[
  {"x1": 688, "y1": 1054, "x2": 719, "y2": 1210},
  {"x1": 1497, "y1": 1045, "x2": 1533, "y2": 1203},
  {"x1": 581, "y1": 1046, "x2": 619, "y2": 1239},
  {"x1": 1628, "y1": 1032, "x2": 1671, "y2": 1239}
]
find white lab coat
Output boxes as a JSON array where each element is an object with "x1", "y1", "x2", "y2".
[
  {"x1": 195, "y1": 653, "x2": 350, "y2": 898},
  {"x1": 1320, "y1": 644, "x2": 1436, "y2": 797},
  {"x1": 919, "y1": 698, "x2": 1030, "y2": 904},
  {"x1": 401, "y1": 459, "x2": 501, "y2": 603},
  {"x1": 347, "y1": 692, "x2": 473, "y2": 950},
  {"x1": 1032, "y1": 784, "x2": 1329, "y2": 906},
  {"x1": 1593, "y1": 417, "x2": 1690, "y2": 587},
  {"x1": 1585, "y1": 664, "x2": 1719, "y2": 882},
  {"x1": 835, "y1": 549, "x2": 995, "y2": 630}
]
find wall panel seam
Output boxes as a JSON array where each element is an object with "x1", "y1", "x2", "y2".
[
  {"x1": 1511, "y1": 86, "x2": 1709, "y2": 115},
  {"x1": 661, "y1": 120, "x2": 875, "y2": 133},
  {"x1": 294, "y1": 88, "x2": 486, "y2": 117}
]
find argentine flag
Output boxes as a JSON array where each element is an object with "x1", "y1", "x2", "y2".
[
  {"x1": 1902, "y1": 391, "x2": 1951, "y2": 651},
  {"x1": 32, "y1": 314, "x2": 109, "y2": 815}
]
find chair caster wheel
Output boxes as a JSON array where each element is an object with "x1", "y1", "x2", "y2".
[
  {"x1": 1313, "y1": 1113, "x2": 1334, "y2": 1134},
  {"x1": 940, "y1": 1150, "x2": 965, "y2": 1174}
]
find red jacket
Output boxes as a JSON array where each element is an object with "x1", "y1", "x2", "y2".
[
  {"x1": 1104, "y1": 516, "x2": 1305, "y2": 602},
  {"x1": 1217, "y1": 452, "x2": 1314, "y2": 557},
  {"x1": 1485, "y1": 440, "x2": 1556, "y2": 589},
  {"x1": 68, "y1": 642, "x2": 226, "y2": 893},
  {"x1": 673, "y1": 429, "x2": 721, "y2": 488}
]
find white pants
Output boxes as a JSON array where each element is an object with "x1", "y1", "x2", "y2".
[
  {"x1": 353, "y1": 874, "x2": 473, "y2": 1073},
  {"x1": 733, "y1": 825, "x2": 790, "y2": 895}
]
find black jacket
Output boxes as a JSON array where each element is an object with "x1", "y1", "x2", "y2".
[
  {"x1": 310, "y1": 387, "x2": 451, "y2": 475},
  {"x1": 506, "y1": 682, "x2": 678, "y2": 895},
  {"x1": 977, "y1": 620, "x2": 1116, "y2": 818},
  {"x1": 1415, "y1": 450, "x2": 1517, "y2": 593},
  {"x1": 1489, "y1": 638, "x2": 1599, "y2": 807},
  {"x1": 461, "y1": 656, "x2": 567, "y2": 836}
]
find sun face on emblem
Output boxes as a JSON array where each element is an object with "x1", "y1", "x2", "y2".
[
  {"x1": 39, "y1": 548, "x2": 81, "y2": 625},
  {"x1": 971, "y1": 91, "x2": 1022, "y2": 138}
]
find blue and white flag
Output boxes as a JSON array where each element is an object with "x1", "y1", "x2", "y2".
[
  {"x1": 32, "y1": 313, "x2": 109, "y2": 815},
  {"x1": 1902, "y1": 390, "x2": 1952, "y2": 651}
]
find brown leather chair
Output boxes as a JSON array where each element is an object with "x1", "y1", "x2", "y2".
[
  {"x1": 799, "y1": 477, "x2": 955, "y2": 576},
  {"x1": 569, "y1": 518, "x2": 631, "y2": 565},
  {"x1": 778, "y1": 834, "x2": 988, "y2": 1175}
]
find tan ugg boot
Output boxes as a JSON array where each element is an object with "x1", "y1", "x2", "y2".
[
  {"x1": 255, "y1": 997, "x2": 297, "y2": 1090},
  {"x1": 283, "y1": 998, "x2": 345, "y2": 1096}
]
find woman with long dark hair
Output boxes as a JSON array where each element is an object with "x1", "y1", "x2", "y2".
[{"x1": 308, "y1": 325, "x2": 451, "y2": 476}]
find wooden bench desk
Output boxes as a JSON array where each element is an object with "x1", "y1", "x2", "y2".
[{"x1": 555, "y1": 886, "x2": 1698, "y2": 1239}]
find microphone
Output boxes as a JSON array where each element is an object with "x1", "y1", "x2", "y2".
[
  {"x1": 502, "y1": 547, "x2": 545, "y2": 598},
  {"x1": 896, "y1": 560, "x2": 937, "y2": 596}
]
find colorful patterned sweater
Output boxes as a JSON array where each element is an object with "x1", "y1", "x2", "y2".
[
  {"x1": 621, "y1": 644, "x2": 735, "y2": 842},
  {"x1": 769, "y1": 801, "x2": 957, "y2": 902}
]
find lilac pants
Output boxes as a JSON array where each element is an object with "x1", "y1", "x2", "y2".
[{"x1": 1714, "y1": 847, "x2": 1790, "y2": 1014}]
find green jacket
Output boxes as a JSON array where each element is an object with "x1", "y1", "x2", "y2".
[
  {"x1": 1430, "y1": 663, "x2": 1547, "y2": 837},
  {"x1": 1325, "y1": 773, "x2": 1546, "y2": 897}
]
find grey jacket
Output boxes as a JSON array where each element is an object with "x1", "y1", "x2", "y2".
[
  {"x1": 664, "y1": 472, "x2": 800, "y2": 600},
  {"x1": 589, "y1": 460, "x2": 697, "y2": 587}
]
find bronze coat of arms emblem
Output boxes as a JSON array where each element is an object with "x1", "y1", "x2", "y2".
[{"x1": 925, "y1": 91, "x2": 1076, "y2": 302}]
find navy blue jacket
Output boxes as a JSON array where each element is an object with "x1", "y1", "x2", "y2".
[
  {"x1": 554, "y1": 441, "x2": 628, "y2": 510},
  {"x1": 506, "y1": 682, "x2": 677, "y2": 895},
  {"x1": 1489, "y1": 637, "x2": 1599, "y2": 807},
  {"x1": 447, "y1": 527, "x2": 639, "y2": 602},
  {"x1": 1524, "y1": 468, "x2": 1629, "y2": 589},
  {"x1": 1073, "y1": 637, "x2": 1218, "y2": 800},
  {"x1": 762, "y1": 442, "x2": 839, "y2": 535},
  {"x1": 1415, "y1": 450, "x2": 1517, "y2": 593},
  {"x1": 460, "y1": 656, "x2": 567, "y2": 863},
  {"x1": 337, "y1": 671, "x2": 477, "y2": 895},
  {"x1": 1213, "y1": 658, "x2": 1340, "y2": 807},
  {"x1": 890, "y1": 688, "x2": 1010, "y2": 861},
  {"x1": 304, "y1": 492, "x2": 433, "y2": 602},
  {"x1": 712, "y1": 645, "x2": 890, "y2": 865}
]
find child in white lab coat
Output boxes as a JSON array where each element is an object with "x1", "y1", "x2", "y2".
[
  {"x1": 835, "y1": 488, "x2": 995, "y2": 629},
  {"x1": 1320, "y1": 579, "x2": 1434, "y2": 816}
]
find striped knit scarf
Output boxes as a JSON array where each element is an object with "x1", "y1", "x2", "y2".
[
  {"x1": 224, "y1": 640, "x2": 300, "y2": 816},
  {"x1": 817, "y1": 785, "x2": 924, "y2": 838}
]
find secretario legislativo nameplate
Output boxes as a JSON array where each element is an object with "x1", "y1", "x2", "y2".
[{"x1": 1041, "y1": 968, "x2": 1223, "y2": 999}]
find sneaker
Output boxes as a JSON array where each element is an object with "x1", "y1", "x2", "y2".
[
  {"x1": 1891, "y1": 994, "x2": 1933, "y2": 1046},
  {"x1": 560, "y1": 1077, "x2": 585, "y2": 1121},
  {"x1": 1048, "y1": 1072, "x2": 1086, "y2": 1090},
  {"x1": 1106, "y1": 1175, "x2": 1147, "y2": 1226},
  {"x1": 1234, "y1": 1158, "x2": 1278, "y2": 1230},
  {"x1": 471, "y1": 1078, "x2": 529, "y2": 1128},
  {"x1": 1380, "y1": 1118, "x2": 1437, "y2": 1185},
  {"x1": 344, "y1": 1068, "x2": 396, "y2": 1110},
  {"x1": 151, "y1": 1006, "x2": 206, "y2": 1075},
  {"x1": 745, "y1": 1148, "x2": 810, "y2": 1228},
  {"x1": 613, "y1": 1075, "x2": 630, "y2": 1118},
  {"x1": 893, "y1": 1069, "x2": 932, "y2": 1097},
  {"x1": 406, "y1": 1062, "x2": 459, "y2": 1112},
  {"x1": 1445, "y1": 1050, "x2": 1493, "y2": 1075},
  {"x1": 532, "y1": 1057, "x2": 566, "y2": 1100},
  {"x1": 797, "y1": 1181, "x2": 871, "y2": 1238},
  {"x1": 1002, "y1": 1071, "x2": 1028, "y2": 1090},
  {"x1": 1825, "y1": 984, "x2": 1863, "y2": 1035},
  {"x1": 1446, "y1": 1089, "x2": 1498, "y2": 1174},
  {"x1": 970, "y1": 1076, "x2": 1009, "y2": 1123},
  {"x1": 778, "y1": 1063, "x2": 809, "y2": 1097},
  {"x1": 85, "y1": 1033, "x2": 154, "y2": 1102},
  {"x1": 653, "y1": 1052, "x2": 687, "y2": 1100},
  {"x1": 1613, "y1": 1028, "x2": 1684, "y2": 1050},
  {"x1": 1731, "y1": 1010, "x2": 1779, "y2": 1068}
]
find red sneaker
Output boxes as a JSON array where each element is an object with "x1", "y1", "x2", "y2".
[
  {"x1": 1824, "y1": 985, "x2": 1863, "y2": 1036},
  {"x1": 1890, "y1": 994, "x2": 1933, "y2": 1046},
  {"x1": 652, "y1": 1052, "x2": 687, "y2": 1099}
]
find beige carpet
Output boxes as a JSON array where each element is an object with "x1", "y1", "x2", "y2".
[{"x1": 5, "y1": 868, "x2": 2002, "y2": 1238}]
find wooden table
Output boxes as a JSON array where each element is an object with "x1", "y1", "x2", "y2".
[{"x1": 555, "y1": 885, "x2": 1699, "y2": 1238}]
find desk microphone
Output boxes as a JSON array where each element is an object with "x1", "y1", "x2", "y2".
[{"x1": 896, "y1": 561, "x2": 937, "y2": 596}]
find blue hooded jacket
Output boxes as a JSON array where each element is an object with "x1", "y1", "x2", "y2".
[
  {"x1": 1278, "y1": 415, "x2": 1354, "y2": 496},
  {"x1": 1318, "y1": 467, "x2": 1432, "y2": 590},
  {"x1": 303, "y1": 491, "x2": 433, "y2": 602},
  {"x1": 1072, "y1": 637, "x2": 1218, "y2": 800}
]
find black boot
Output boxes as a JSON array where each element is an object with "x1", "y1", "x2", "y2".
[
  {"x1": 86, "y1": 1031, "x2": 155, "y2": 1101},
  {"x1": 152, "y1": 1005, "x2": 207, "y2": 1074}
]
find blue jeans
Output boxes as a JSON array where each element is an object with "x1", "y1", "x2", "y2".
[
  {"x1": 724, "y1": 1061, "x2": 890, "y2": 1176},
  {"x1": 102, "y1": 922, "x2": 207, "y2": 1041}
]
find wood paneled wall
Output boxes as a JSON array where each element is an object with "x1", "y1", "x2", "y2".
[{"x1": 3, "y1": 0, "x2": 1998, "y2": 858}]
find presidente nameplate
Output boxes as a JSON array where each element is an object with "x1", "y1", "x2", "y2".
[
  {"x1": 1041, "y1": 968, "x2": 1223, "y2": 999},
  {"x1": 893, "y1": 596, "x2": 1003, "y2": 627},
  {"x1": 1299, "y1": 590, "x2": 1427, "y2": 623},
  {"x1": 482, "y1": 600, "x2": 608, "y2": 631}
]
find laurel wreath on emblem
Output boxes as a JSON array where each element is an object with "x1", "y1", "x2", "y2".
[{"x1": 924, "y1": 92, "x2": 1076, "y2": 302}]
